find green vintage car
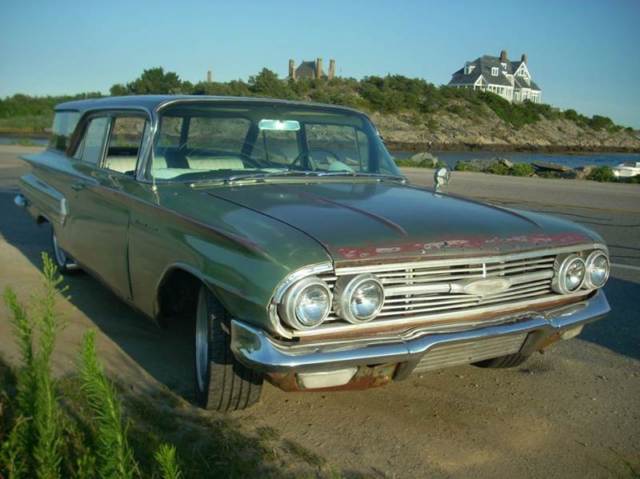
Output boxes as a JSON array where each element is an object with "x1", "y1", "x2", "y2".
[{"x1": 15, "y1": 96, "x2": 611, "y2": 411}]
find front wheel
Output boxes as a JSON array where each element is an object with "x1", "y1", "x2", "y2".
[
  {"x1": 51, "y1": 228, "x2": 79, "y2": 274},
  {"x1": 194, "y1": 285, "x2": 263, "y2": 411},
  {"x1": 473, "y1": 353, "x2": 530, "y2": 369}
]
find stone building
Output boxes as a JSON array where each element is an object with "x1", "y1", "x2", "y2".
[{"x1": 289, "y1": 58, "x2": 336, "y2": 81}]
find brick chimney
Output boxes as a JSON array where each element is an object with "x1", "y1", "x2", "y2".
[
  {"x1": 289, "y1": 59, "x2": 296, "y2": 80},
  {"x1": 499, "y1": 50, "x2": 508, "y2": 62},
  {"x1": 328, "y1": 59, "x2": 336, "y2": 80},
  {"x1": 521, "y1": 53, "x2": 528, "y2": 64},
  {"x1": 315, "y1": 57, "x2": 323, "y2": 80}
]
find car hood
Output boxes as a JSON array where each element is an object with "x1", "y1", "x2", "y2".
[{"x1": 207, "y1": 181, "x2": 599, "y2": 262}]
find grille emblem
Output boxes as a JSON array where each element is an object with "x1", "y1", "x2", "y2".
[{"x1": 462, "y1": 278, "x2": 511, "y2": 297}]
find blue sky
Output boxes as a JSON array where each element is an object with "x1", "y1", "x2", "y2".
[{"x1": 2, "y1": 0, "x2": 639, "y2": 127}]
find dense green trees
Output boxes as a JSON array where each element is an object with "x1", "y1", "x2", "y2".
[{"x1": 0, "y1": 66, "x2": 629, "y2": 133}]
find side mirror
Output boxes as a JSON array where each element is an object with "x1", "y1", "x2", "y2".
[{"x1": 434, "y1": 167, "x2": 451, "y2": 193}]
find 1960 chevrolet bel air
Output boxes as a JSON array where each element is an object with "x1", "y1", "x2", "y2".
[{"x1": 15, "y1": 95, "x2": 611, "y2": 411}]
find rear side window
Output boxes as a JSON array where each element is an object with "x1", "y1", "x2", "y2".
[
  {"x1": 104, "y1": 117, "x2": 147, "y2": 174},
  {"x1": 76, "y1": 117, "x2": 110, "y2": 165},
  {"x1": 48, "y1": 111, "x2": 80, "y2": 152}
]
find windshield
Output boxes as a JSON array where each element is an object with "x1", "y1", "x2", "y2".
[{"x1": 148, "y1": 102, "x2": 401, "y2": 182}]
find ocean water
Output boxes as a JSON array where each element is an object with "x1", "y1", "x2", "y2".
[
  {"x1": 391, "y1": 150, "x2": 640, "y2": 170},
  {"x1": 1, "y1": 135, "x2": 637, "y2": 170}
]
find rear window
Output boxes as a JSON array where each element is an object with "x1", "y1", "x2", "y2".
[{"x1": 48, "y1": 111, "x2": 80, "y2": 152}]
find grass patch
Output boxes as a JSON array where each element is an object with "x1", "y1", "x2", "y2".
[{"x1": 0, "y1": 253, "x2": 341, "y2": 478}]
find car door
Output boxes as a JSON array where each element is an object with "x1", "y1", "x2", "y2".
[{"x1": 67, "y1": 112, "x2": 149, "y2": 300}]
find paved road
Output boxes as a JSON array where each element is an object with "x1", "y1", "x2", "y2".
[{"x1": 1, "y1": 148, "x2": 639, "y2": 478}]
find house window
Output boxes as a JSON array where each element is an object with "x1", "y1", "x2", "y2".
[
  {"x1": 464, "y1": 63, "x2": 475, "y2": 75},
  {"x1": 491, "y1": 67, "x2": 499, "y2": 76}
]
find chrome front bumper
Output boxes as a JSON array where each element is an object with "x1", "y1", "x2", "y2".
[{"x1": 230, "y1": 290, "x2": 610, "y2": 376}]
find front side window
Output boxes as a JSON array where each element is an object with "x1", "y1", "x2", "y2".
[
  {"x1": 150, "y1": 103, "x2": 399, "y2": 182},
  {"x1": 104, "y1": 116, "x2": 147, "y2": 174}
]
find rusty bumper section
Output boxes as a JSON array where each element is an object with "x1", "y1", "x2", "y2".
[{"x1": 230, "y1": 290, "x2": 610, "y2": 390}]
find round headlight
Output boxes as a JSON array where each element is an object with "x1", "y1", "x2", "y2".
[
  {"x1": 280, "y1": 277, "x2": 332, "y2": 330},
  {"x1": 585, "y1": 250, "x2": 610, "y2": 289},
  {"x1": 337, "y1": 274, "x2": 385, "y2": 324},
  {"x1": 553, "y1": 255, "x2": 586, "y2": 294}
]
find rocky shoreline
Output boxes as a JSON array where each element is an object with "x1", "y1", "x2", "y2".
[
  {"x1": 371, "y1": 110, "x2": 640, "y2": 154},
  {"x1": 397, "y1": 152, "x2": 639, "y2": 184},
  {"x1": 385, "y1": 140, "x2": 640, "y2": 154}
]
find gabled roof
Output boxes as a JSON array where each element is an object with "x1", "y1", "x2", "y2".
[
  {"x1": 449, "y1": 55, "x2": 513, "y2": 87},
  {"x1": 448, "y1": 54, "x2": 540, "y2": 91},
  {"x1": 514, "y1": 76, "x2": 541, "y2": 91}
]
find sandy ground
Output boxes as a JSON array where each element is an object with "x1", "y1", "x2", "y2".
[{"x1": 1, "y1": 146, "x2": 639, "y2": 478}]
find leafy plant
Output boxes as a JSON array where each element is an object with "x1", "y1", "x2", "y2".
[
  {"x1": 78, "y1": 330, "x2": 136, "y2": 478},
  {"x1": 510, "y1": 163, "x2": 535, "y2": 176},
  {"x1": 1, "y1": 253, "x2": 65, "y2": 479},
  {"x1": 587, "y1": 166, "x2": 616, "y2": 182},
  {"x1": 155, "y1": 444, "x2": 183, "y2": 479}
]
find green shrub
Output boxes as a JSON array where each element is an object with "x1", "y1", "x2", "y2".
[
  {"x1": 1, "y1": 253, "x2": 65, "y2": 479},
  {"x1": 510, "y1": 163, "x2": 535, "y2": 176},
  {"x1": 485, "y1": 162, "x2": 511, "y2": 175},
  {"x1": 454, "y1": 161, "x2": 482, "y2": 172},
  {"x1": 155, "y1": 444, "x2": 183, "y2": 479},
  {"x1": 394, "y1": 158, "x2": 446, "y2": 169},
  {"x1": 587, "y1": 166, "x2": 616, "y2": 182},
  {"x1": 79, "y1": 330, "x2": 136, "y2": 479}
]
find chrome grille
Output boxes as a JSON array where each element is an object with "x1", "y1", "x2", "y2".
[
  {"x1": 413, "y1": 333, "x2": 527, "y2": 373},
  {"x1": 320, "y1": 253, "x2": 557, "y2": 324}
]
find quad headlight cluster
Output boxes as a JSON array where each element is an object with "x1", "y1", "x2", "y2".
[
  {"x1": 552, "y1": 250, "x2": 610, "y2": 295},
  {"x1": 279, "y1": 273, "x2": 385, "y2": 330}
]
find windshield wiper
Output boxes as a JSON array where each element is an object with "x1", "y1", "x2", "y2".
[
  {"x1": 306, "y1": 171, "x2": 406, "y2": 182},
  {"x1": 189, "y1": 170, "x2": 406, "y2": 187}
]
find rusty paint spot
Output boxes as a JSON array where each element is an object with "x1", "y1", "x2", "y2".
[{"x1": 335, "y1": 232, "x2": 591, "y2": 260}]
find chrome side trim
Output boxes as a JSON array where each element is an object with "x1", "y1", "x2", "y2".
[{"x1": 231, "y1": 290, "x2": 610, "y2": 374}]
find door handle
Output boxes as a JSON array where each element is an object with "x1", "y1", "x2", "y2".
[{"x1": 71, "y1": 181, "x2": 86, "y2": 192}]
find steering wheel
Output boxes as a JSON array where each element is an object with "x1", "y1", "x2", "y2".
[
  {"x1": 292, "y1": 148, "x2": 341, "y2": 170},
  {"x1": 291, "y1": 152, "x2": 316, "y2": 171}
]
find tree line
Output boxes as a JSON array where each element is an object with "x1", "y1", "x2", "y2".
[{"x1": 0, "y1": 67, "x2": 631, "y2": 133}]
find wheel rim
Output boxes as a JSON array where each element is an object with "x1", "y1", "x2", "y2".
[
  {"x1": 195, "y1": 287, "x2": 210, "y2": 392},
  {"x1": 52, "y1": 232, "x2": 67, "y2": 267}
]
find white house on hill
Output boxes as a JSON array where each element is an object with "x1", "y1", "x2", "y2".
[{"x1": 448, "y1": 50, "x2": 542, "y2": 103}]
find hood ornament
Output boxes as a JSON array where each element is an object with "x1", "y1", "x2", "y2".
[{"x1": 434, "y1": 167, "x2": 451, "y2": 193}]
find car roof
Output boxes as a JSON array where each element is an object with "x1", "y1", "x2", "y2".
[{"x1": 55, "y1": 95, "x2": 363, "y2": 116}]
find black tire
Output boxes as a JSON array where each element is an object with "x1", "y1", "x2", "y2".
[
  {"x1": 473, "y1": 353, "x2": 530, "y2": 369},
  {"x1": 50, "y1": 228, "x2": 79, "y2": 274},
  {"x1": 194, "y1": 285, "x2": 262, "y2": 411}
]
